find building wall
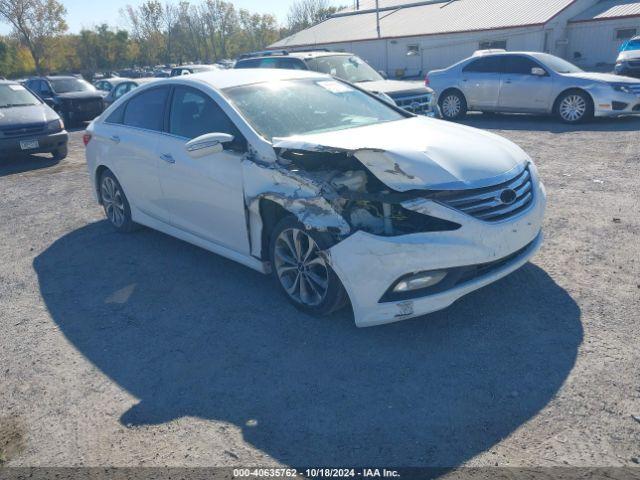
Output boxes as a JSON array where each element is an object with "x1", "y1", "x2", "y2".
[{"x1": 567, "y1": 17, "x2": 640, "y2": 66}]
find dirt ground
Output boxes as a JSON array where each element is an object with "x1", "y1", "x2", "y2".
[{"x1": 1, "y1": 115, "x2": 639, "y2": 469}]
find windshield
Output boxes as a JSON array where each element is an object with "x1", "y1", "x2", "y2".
[
  {"x1": 223, "y1": 78, "x2": 406, "y2": 141},
  {"x1": 622, "y1": 39, "x2": 640, "y2": 51},
  {"x1": 0, "y1": 84, "x2": 41, "y2": 108},
  {"x1": 306, "y1": 55, "x2": 384, "y2": 83},
  {"x1": 536, "y1": 54, "x2": 583, "y2": 74},
  {"x1": 50, "y1": 78, "x2": 96, "y2": 94}
]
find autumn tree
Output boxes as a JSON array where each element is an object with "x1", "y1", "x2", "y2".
[{"x1": 0, "y1": 0, "x2": 68, "y2": 74}]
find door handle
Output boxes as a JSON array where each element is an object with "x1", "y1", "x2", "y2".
[
  {"x1": 110, "y1": 135, "x2": 120, "y2": 144},
  {"x1": 504, "y1": 79, "x2": 512, "y2": 84},
  {"x1": 160, "y1": 153, "x2": 175, "y2": 164}
]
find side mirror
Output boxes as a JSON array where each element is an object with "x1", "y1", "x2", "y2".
[
  {"x1": 378, "y1": 70, "x2": 388, "y2": 79},
  {"x1": 185, "y1": 132, "x2": 234, "y2": 158},
  {"x1": 531, "y1": 67, "x2": 546, "y2": 76}
]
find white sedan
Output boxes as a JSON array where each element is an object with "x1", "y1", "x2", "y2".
[{"x1": 84, "y1": 69, "x2": 546, "y2": 327}]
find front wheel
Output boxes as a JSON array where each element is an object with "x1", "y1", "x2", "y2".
[
  {"x1": 270, "y1": 216, "x2": 347, "y2": 316},
  {"x1": 439, "y1": 90, "x2": 467, "y2": 120},
  {"x1": 556, "y1": 91, "x2": 593, "y2": 124},
  {"x1": 51, "y1": 145, "x2": 67, "y2": 160}
]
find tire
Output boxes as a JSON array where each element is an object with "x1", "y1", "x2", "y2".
[
  {"x1": 51, "y1": 145, "x2": 68, "y2": 161},
  {"x1": 439, "y1": 90, "x2": 467, "y2": 121},
  {"x1": 556, "y1": 90, "x2": 593, "y2": 124},
  {"x1": 99, "y1": 170, "x2": 136, "y2": 232},
  {"x1": 269, "y1": 216, "x2": 348, "y2": 316}
]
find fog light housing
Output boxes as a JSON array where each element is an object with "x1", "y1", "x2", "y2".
[{"x1": 393, "y1": 270, "x2": 447, "y2": 293}]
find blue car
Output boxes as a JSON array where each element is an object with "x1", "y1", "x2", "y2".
[{"x1": 615, "y1": 36, "x2": 640, "y2": 78}]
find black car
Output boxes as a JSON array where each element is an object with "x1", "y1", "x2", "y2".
[
  {"x1": 0, "y1": 80, "x2": 68, "y2": 160},
  {"x1": 23, "y1": 76, "x2": 104, "y2": 126}
]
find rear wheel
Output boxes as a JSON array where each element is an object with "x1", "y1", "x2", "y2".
[
  {"x1": 439, "y1": 90, "x2": 467, "y2": 120},
  {"x1": 556, "y1": 90, "x2": 593, "y2": 123},
  {"x1": 99, "y1": 170, "x2": 136, "y2": 232},
  {"x1": 270, "y1": 216, "x2": 347, "y2": 316}
]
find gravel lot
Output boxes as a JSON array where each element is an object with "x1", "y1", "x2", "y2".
[{"x1": 1, "y1": 115, "x2": 639, "y2": 469}]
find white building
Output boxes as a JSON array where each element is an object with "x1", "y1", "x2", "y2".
[{"x1": 270, "y1": 0, "x2": 640, "y2": 77}]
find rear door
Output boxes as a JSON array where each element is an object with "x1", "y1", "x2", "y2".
[
  {"x1": 154, "y1": 85, "x2": 250, "y2": 253},
  {"x1": 498, "y1": 55, "x2": 554, "y2": 112},
  {"x1": 101, "y1": 86, "x2": 170, "y2": 221},
  {"x1": 460, "y1": 56, "x2": 504, "y2": 109}
]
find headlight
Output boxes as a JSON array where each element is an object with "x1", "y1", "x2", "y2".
[
  {"x1": 612, "y1": 84, "x2": 632, "y2": 94},
  {"x1": 47, "y1": 118, "x2": 64, "y2": 132},
  {"x1": 377, "y1": 92, "x2": 397, "y2": 105}
]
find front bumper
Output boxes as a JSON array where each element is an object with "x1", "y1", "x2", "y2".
[
  {"x1": 614, "y1": 63, "x2": 640, "y2": 78},
  {"x1": 0, "y1": 131, "x2": 68, "y2": 157},
  {"x1": 590, "y1": 85, "x2": 640, "y2": 117},
  {"x1": 327, "y1": 174, "x2": 547, "y2": 327}
]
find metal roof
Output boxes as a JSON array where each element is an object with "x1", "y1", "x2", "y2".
[
  {"x1": 569, "y1": 0, "x2": 640, "y2": 22},
  {"x1": 271, "y1": 0, "x2": 575, "y2": 48}
]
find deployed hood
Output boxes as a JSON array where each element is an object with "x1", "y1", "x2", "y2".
[
  {"x1": 358, "y1": 79, "x2": 432, "y2": 96},
  {"x1": 564, "y1": 71, "x2": 640, "y2": 84},
  {"x1": 273, "y1": 116, "x2": 530, "y2": 192},
  {"x1": 0, "y1": 104, "x2": 57, "y2": 129}
]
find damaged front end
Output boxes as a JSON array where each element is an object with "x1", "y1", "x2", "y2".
[{"x1": 243, "y1": 136, "x2": 545, "y2": 327}]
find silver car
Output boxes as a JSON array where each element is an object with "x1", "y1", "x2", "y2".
[{"x1": 428, "y1": 51, "x2": 640, "y2": 123}]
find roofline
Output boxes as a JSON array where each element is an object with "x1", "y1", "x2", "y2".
[
  {"x1": 271, "y1": 0, "x2": 578, "y2": 50},
  {"x1": 568, "y1": 13, "x2": 640, "y2": 24},
  {"x1": 270, "y1": 23, "x2": 549, "y2": 50}
]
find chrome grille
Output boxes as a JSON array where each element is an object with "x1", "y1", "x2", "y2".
[
  {"x1": 435, "y1": 167, "x2": 534, "y2": 222},
  {"x1": 393, "y1": 93, "x2": 433, "y2": 114},
  {"x1": 0, "y1": 123, "x2": 45, "y2": 138},
  {"x1": 628, "y1": 61, "x2": 640, "y2": 68}
]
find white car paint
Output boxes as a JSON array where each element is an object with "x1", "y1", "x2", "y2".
[{"x1": 85, "y1": 69, "x2": 546, "y2": 327}]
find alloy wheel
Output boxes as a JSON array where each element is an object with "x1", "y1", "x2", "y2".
[
  {"x1": 273, "y1": 228, "x2": 329, "y2": 307},
  {"x1": 559, "y1": 94, "x2": 587, "y2": 122},
  {"x1": 441, "y1": 94, "x2": 462, "y2": 118},
  {"x1": 101, "y1": 176, "x2": 126, "y2": 228}
]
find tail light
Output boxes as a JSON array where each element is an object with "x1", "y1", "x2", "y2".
[
  {"x1": 424, "y1": 74, "x2": 430, "y2": 87},
  {"x1": 83, "y1": 133, "x2": 92, "y2": 146}
]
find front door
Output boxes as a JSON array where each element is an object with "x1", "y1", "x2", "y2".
[
  {"x1": 155, "y1": 86, "x2": 250, "y2": 254},
  {"x1": 498, "y1": 55, "x2": 554, "y2": 112}
]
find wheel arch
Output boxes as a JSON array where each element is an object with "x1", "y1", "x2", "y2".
[
  {"x1": 552, "y1": 87, "x2": 595, "y2": 115},
  {"x1": 438, "y1": 87, "x2": 466, "y2": 105},
  {"x1": 94, "y1": 165, "x2": 111, "y2": 204},
  {"x1": 258, "y1": 198, "x2": 291, "y2": 261}
]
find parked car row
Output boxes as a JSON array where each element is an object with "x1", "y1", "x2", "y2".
[{"x1": 428, "y1": 50, "x2": 640, "y2": 123}]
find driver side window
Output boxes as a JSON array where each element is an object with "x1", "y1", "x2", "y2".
[{"x1": 168, "y1": 86, "x2": 246, "y2": 152}]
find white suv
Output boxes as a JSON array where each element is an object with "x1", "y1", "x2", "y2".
[{"x1": 84, "y1": 69, "x2": 546, "y2": 327}]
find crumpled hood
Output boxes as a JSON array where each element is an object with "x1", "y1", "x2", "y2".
[
  {"x1": 273, "y1": 116, "x2": 531, "y2": 192},
  {"x1": 564, "y1": 71, "x2": 640, "y2": 84},
  {"x1": 357, "y1": 79, "x2": 432, "y2": 96},
  {"x1": 0, "y1": 104, "x2": 57, "y2": 128}
]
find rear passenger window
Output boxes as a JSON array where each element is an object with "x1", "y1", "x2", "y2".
[
  {"x1": 106, "y1": 103, "x2": 126, "y2": 124},
  {"x1": 169, "y1": 87, "x2": 245, "y2": 151},
  {"x1": 276, "y1": 58, "x2": 306, "y2": 70},
  {"x1": 235, "y1": 59, "x2": 261, "y2": 68},
  {"x1": 463, "y1": 56, "x2": 504, "y2": 73},
  {"x1": 123, "y1": 87, "x2": 169, "y2": 131}
]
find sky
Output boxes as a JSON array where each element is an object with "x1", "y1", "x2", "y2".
[{"x1": 0, "y1": 0, "x2": 347, "y2": 35}]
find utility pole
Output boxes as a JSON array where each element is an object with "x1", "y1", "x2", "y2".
[{"x1": 375, "y1": 0, "x2": 381, "y2": 38}]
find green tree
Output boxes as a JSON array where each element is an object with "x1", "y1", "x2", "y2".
[{"x1": 0, "y1": 0, "x2": 68, "y2": 74}]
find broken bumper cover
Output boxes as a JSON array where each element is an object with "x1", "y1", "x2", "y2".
[{"x1": 327, "y1": 178, "x2": 546, "y2": 327}]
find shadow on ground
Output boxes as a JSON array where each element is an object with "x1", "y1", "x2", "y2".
[
  {"x1": 460, "y1": 112, "x2": 640, "y2": 133},
  {"x1": 34, "y1": 221, "x2": 582, "y2": 467},
  {"x1": 0, "y1": 154, "x2": 60, "y2": 177}
]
